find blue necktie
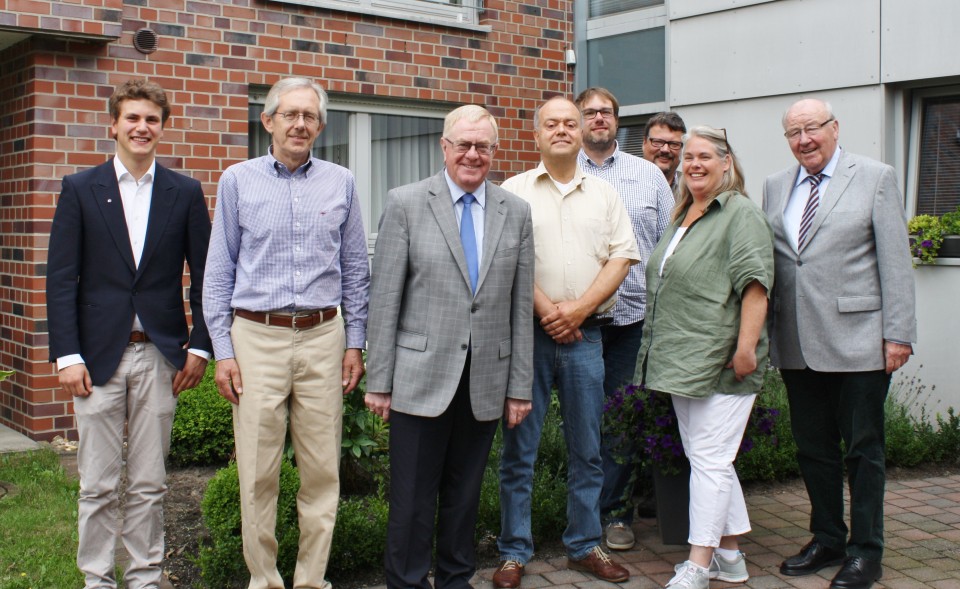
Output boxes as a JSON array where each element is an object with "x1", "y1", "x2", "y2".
[{"x1": 460, "y1": 193, "x2": 479, "y2": 293}]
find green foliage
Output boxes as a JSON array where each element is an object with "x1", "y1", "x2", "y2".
[
  {"x1": 328, "y1": 494, "x2": 389, "y2": 578},
  {"x1": 198, "y1": 459, "x2": 301, "y2": 588},
  {"x1": 0, "y1": 450, "x2": 83, "y2": 589},
  {"x1": 940, "y1": 206, "x2": 960, "y2": 235},
  {"x1": 734, "y1": 368, "x2": 799, "y2": 482},
  {"x1": 908, "y1": 214, "x2": 944, "y2": 264},
  {"x1": 170, "y1": 362, "x2": 234, "y2": 466},
  {"x1": 200, "y1": 458, "x2": 389, "y2": 586},
  {"x1": 340, "y1": 376, "x2": 389, "y2": 495}
]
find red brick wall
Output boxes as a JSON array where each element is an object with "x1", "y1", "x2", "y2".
[{"x1": 0, "y1": 0, "x2": 573, "y2": 440}]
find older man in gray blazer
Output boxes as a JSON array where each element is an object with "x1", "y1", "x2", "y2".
[
  {"x1": 763, "y1": 98, "x2": 916, "y2": 589},
  {"x1": 366, "y1": 104, "x2": 534, "y2": 589}
]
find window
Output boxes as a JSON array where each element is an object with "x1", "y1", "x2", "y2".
[
  {"x1": 249, "y1": 94, "x2": 447, "y2": 246},
  {"x1": 587, "y1": 28, "x2": 665, "y2": 106},
  {"x1": 615, "y1": 119, "x2": 649, "y2": 157},
  {"x1": 908, "y1": 88, "x2": 960, "y2": 216},
  {"x1": 273, "y1": 0, "x2": 487, "y2": 30},
  {"x1": 589, "y1": 0, "x2": 662, "y2": 18}
]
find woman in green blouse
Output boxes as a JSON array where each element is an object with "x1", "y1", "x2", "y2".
[{"x1": 635, "y1": 126, "x2": 774, "y2": 589}]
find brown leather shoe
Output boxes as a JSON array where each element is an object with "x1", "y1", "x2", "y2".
[
  {"x1": 568, "y1": 546, "x2": 630, "y2": 582},
  {"x1": 492, "y1": 560, "x2": 524, "y2": 588}
]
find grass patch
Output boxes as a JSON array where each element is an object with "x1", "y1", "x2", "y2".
[{"x1": 0, "y1": 449, "x2": 82, "y2": 589}]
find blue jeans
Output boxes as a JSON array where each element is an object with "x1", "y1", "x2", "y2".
[
  {"x1": 498, "y1": 322, "x2": 605, "y2": 564},
  {"x1": 599, "y1": 320, "x2": 644, "y2": 525}
]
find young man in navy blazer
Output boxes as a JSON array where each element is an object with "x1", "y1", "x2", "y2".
[{"x1": 46, "y1": 79, "x2": 211, "y2": 589}]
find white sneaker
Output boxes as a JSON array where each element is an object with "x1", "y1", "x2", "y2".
[
  {"x1": 709, "y1": 551, "x2": 749, "y2": 583},
  {"x1": 665, "y1": 560, "x2": 709, "y2": 589}
]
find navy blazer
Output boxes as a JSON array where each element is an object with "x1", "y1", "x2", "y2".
[{"x1": 47, "y1": 159, "x2": 212, "y2": 386}]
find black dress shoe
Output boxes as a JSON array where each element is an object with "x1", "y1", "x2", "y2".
[
  {"x1": 780, "y1": 539, "x2": 846, "y2": 576},
  {"x1": 830, "y1": 556, "x2": 882, "y2": 589}
]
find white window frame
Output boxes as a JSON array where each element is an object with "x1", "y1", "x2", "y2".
[
  {"x1": 250, "y1": 91, "x2": 449, "y2": 251},
  {"x1": 273, "y1": 0, "x2": 490, "y2": 31},
  {"x1": 905, "y1": 84, "x2": 960, "y2": 216}
]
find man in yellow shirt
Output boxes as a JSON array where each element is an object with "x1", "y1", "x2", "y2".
[{"x1": 493, "y1": 97, "x2": 639, "y2": 587}]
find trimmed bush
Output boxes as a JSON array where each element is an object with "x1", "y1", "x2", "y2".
[
  {"x1": 170, "y1": 362, "x2": 234, "y2": 466},
  {"x1": 328, "y1": 494, "x2": 389, "y2": 578},
  {"x1": 199, "y1": 459, "x2": 388, "y2": 586},
  {"x1": 734, "y1": 368, "x2": 799, "y2": 482}
]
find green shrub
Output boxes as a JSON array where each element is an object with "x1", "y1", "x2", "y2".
[
  {"x1": 199, "y1": 459, "x2": 387, "y2": 586},
  {"x1": 930, "y1": 408, "x2": 960, "y2": 464},
  {"x1": 340, "y1": 378, "x2": 390, "y2": 496},
  {"x1": 328, "y1": 494, "x2": 389, "y2": 578},
  {"x1": 735, "y1": 368, "x2": 799, "y2": 482},
  {"x1": 198, "y1": 460, "x2": 301, "y2": 588},
  {"x1": 170, "y1": 362, "x2": 234, "y2": 466}
]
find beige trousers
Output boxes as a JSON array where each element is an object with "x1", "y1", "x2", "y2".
[
  {"x1": 231, "y1": 315, "x2": 345, "y2": 589},
  {"x1": 74, "y1": 342, "x2": 178, "y2": 589}
]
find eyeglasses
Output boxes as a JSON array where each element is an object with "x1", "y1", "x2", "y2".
[
  {"x1": 648, "y1": 137, "x2": 683, "y2": 151},
  {"x1": 582, "y1": 108, "x2": 615, "y2": 120},
  {"x1": 442, "y1": 137, "x2": 497, "y2": 156},
  {"x1": 784, "y1": 117, "x2": 835, "y2": 140},
  {"x1": 275, "y1": 111, "x2": 321, "y2": 126}
]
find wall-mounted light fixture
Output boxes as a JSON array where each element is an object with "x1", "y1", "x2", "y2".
[{"x1": 564, "y1": 47, "x2": 577, "y2": 67}]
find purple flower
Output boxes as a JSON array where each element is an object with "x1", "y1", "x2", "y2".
[{"x1": 922, "y1": 240, "x2": 933, "y2": 248}]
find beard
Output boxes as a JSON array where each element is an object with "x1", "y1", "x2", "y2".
[{"x1": 584, "y1": 130, "x2": 615, "y2": 152}]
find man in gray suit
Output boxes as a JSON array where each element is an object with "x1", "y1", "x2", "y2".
[
  {"x1": 366, "y1": 104, "x2": 535, "y2": 589},
  {"x1": 763, "y1": 98, "x2": 916, "y2": 589}
]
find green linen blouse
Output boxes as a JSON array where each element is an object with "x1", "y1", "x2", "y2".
[{"x1": 635, "y1": 190, "x2": 775, "y2": 398}]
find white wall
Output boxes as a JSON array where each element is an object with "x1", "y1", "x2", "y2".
[
  {"x1": 673, "y1": 87, "x2": 885, "y2": 202},
  {"x1": 895, "y1": 262, "x2": 960, "y2": 419},
  {"x1": 657, "y1": 0, "x2": 960, "y2": 416}
]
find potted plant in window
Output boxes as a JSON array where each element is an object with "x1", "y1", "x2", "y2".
[
  {"x1": 939, "y1": 206, "x2": 960, "y2": 258},
  {"x1": 908, "y1": 206, "x2": 960, "y2": 264}
]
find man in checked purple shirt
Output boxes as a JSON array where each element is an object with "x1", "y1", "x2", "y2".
[{"x1": 203, "y1": 77, "x2": 369, "y2": 589}]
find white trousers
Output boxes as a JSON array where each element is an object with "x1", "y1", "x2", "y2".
[
  {"x1": 74, "y1": 342, "x2": 177, "y2": 589},
  {"x1": 673, "y1": 393, "x2": 756, "y2": 548}
]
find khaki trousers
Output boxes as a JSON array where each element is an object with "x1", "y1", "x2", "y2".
[
  {"x1": 74, "y1": 342, "x2": 177, "y2": 589},
  {"x1": 231, "y1": 315, "x2": 344, "y2": 589}
]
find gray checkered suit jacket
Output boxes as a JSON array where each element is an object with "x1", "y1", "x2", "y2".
[
  {"x1": 762, "y1": 150, "x2": 917, "y2": 372},
  {"x1": 366, "y1": 171, "x2": 535, "y2": 420}
]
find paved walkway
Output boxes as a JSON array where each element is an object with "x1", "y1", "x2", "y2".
[
  {"x1": 367, "y1": 473, "x2": 960, "y2": 589},
  {"x1": 3, "y1": 424, "x2": 959, "y2": 588}
]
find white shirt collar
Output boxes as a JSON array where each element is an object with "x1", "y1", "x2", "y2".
[
  {"x1": 794, "y1": 147, "x2": 842, "y2": 188},
  {"x1": 444, "y1": 169, "x2": 486, "y2": 208},
  {"x1": 113, "y1": 155, "x2": 156, "y2": 183}
]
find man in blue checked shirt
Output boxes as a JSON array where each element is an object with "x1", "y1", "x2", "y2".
[
  {"x1": 575, "y1": 87, "x2": 676, "y2": 552},
  {"x1": 203, "y1": 77, "x2": 369, "y2": 589}
]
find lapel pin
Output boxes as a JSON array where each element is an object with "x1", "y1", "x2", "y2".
[{"x1": 107, "y1": 199, "x2": 113, "y2": 203}]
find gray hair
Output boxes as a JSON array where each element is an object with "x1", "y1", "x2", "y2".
[
  {"x1": 443, "y1": 105, "x2": 499, "y2": 144},
  {"x1": 781, "y1": 99, "x2": 834, "y2": 129},
  {"x1": 263, "y1": 77, "x2": 328, "y2": 125}
]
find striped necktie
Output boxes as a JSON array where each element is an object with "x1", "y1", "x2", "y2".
[{"x1": 798, "y1": 173, "x2": 824, "y2": 248}]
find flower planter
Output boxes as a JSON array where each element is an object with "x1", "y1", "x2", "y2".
[
  {"x1": 652, "y1": 460, "x2": 690, "y2": 545},
  {"x1": 940, "y1": 235, "x2": 960, "y2": 258}
]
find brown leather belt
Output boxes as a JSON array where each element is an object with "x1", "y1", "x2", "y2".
[
  {"x1": 235, "y1": 308, "x2": 337, "y2": 330},
  {"x1": 129, "y1": 331, "x2": 150, "y2": 343}
]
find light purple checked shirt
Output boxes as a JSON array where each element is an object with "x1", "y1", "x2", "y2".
[
  {"x1": 579, "y1": 144, "x2": 674, "y2": 326},
  {"x1": 204, "y1": 150, "x2": 370, "y2": 360}
]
